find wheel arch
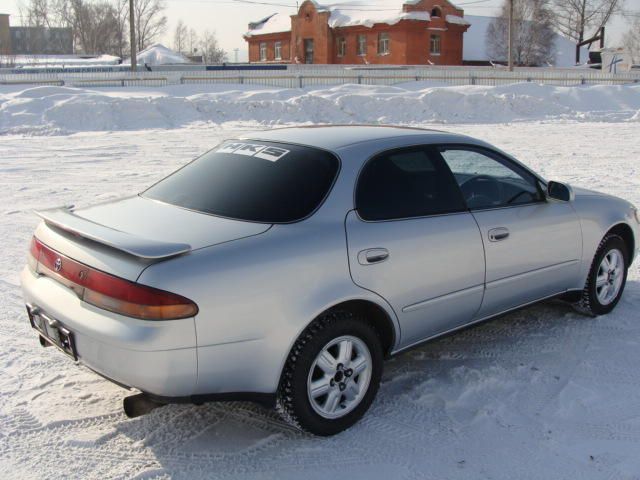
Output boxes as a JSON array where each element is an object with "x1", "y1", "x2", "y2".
[
  {"x1": 277, "y1": 296, "x2": 399, "y2": 389},
  {"x1": 607, "y1": 222, "x2": 635, "y2": 265}
]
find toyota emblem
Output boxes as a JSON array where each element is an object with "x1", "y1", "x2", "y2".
[{"x1": 54, "y1": 257, "x2": 62, "y2": 272}]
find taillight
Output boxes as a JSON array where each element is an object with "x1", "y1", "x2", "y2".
[
  {"x1": 28, "y1": 236, "x2": 42, "y2": 272},
  {"x1": 28, "y1": 237, "x2": 198, "y2": 320}
]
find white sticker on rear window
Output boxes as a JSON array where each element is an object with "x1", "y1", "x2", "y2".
[
  {"x1": 254, "y1": 146, "x2": 290, "y2": 162},
  {"x1": 234, "y1": 144, "x2": 267, "y2": 156},
  {"x1": 216, "y1": 142, "x2": 290, "y2": 161},
  {"x1": 217, "y1": 142, "x2": 245, "y2": 154}
]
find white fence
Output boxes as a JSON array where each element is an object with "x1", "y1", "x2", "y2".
[{"x1": 1, "y1": 65, "x2": 639, "y2": 89}]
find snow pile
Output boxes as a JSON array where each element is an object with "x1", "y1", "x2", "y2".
[
  {"x1": 328, "y1": 8, "x2": 430, "y2": 28},
  {"x1": 4, "y1": 54, "x2": 121, "y2": 68},
  {"x1": 445, "y1": 14, "x2": 470, "y2": 26},
  {"x1": 1, "y1": 82, "x2": 639, "y2": 135},
  {"x1": 245, "y1": 13, "x2": 292, "y2": 36},
  {"x1": 131, "y1": 44, "x2": 191, "y2": 66}
]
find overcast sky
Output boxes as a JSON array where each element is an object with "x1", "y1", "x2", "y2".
[{"x1": 2, "y1": 0, "x2": 639, "y2": 61}]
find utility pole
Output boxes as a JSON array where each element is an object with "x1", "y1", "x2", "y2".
[
  {"x1": 508, "y1": 0, "x2": 514, "y2": 71},
  {"x1": 129, "y1": 0, "x2": 137, "y2": 71}
]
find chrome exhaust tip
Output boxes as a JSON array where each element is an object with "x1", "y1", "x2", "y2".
[{"x1": 123, "y1": 393, "x2": 165, "y2": 418}]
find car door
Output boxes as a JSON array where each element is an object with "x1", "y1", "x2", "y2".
[
  {"x1": 437, "y1": 145, "x2": 582, "y2": 319},
  {"x1": 345, "y1": 146, "x2": 486, "y2": 348}
]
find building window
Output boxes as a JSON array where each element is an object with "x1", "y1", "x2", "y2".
[
  {"x1": 259, "y1": 42, "x2": 267, "y2": 61},
  {"x1": 377, "y1": 32, "x2": 389, "y2": 55},
  {"x1": 431, "y1": 7, "x2": 442, "y2": 18},
  {"x1": 357, "y1": 34, "x2": 367, "y2": 56},
  {"x1": 430, "y1": 34, "x2": 441, "y2": 55},
  {"x1": 274, "y1": 41, "x2": 282, "y2": 60},
  {"x1": 337, "y1": 37, "x2": 346, "y2": 57}
]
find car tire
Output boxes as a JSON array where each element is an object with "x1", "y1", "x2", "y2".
[
  {"x1": 276, "y1": 310, "x2": 383, "y2": 436},
  {"x1": 577, "y1": 234, "x2": 629, "y2": 316}
]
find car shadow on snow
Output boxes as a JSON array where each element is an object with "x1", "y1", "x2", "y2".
[{"x1": 112, "y1": 281, "x2": 640, "y2": 478}]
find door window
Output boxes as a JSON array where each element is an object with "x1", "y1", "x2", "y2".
[
  {"x1": 438, "y1": 146, "x2": 543, "y2": 210},
  {"x1": 356, "y1": 147, "x2": 466, "y2": 221},
  {"x1": 304, "y1": 39, "x2": 314, "y2": 63}
]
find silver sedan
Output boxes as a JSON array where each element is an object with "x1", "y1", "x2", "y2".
[{"x1": 21, "y1": 126, "x2": 639, "y2": 435}]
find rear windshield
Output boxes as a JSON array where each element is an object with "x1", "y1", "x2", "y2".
[{"x1": 143, "y1": 140, "x2": 340, "y2": 223}]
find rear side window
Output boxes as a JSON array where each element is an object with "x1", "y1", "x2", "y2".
[
  {"x1": 356, "y1": 147, "x2": 466, "y2": 221},
  {"x1": 143, "y1": 141, "x2": 339, "y2": 223}
]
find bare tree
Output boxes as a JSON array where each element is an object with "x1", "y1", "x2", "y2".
[
  {"x1": 72, "y1": 0, "x2": 121, "y2": 55},
  {"x1": 199, "y1": 30, "x2": 225, "y2": 64},
  {"x1": 552, "y1": 0, "x2": 624, "y2": 45},
  {"x1": 132, "y1": 0, "x2": 167, "y2": 51},
  {"x1": 487, "y1": 0, "x2": 556, "y2": 66},
  {"x1": 112, "y1": 0, "x2": 129, "y2": 58},
  {"x1": 623, "y1": 17, "x2": 640, "y2": 64},
  {"x1": 172, "y1": 19, "x2": 188, "y2": 53},
  {"x1": 20, "y1": 0, "x2": 74, "y2": 52},
  {"x1": 188, "y1": 27, "x2": 198, "y2": 55}
]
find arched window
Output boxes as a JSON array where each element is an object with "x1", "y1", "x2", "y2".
[{"x1": 431, "y1": 7, "x2": 442, "y2": 18}]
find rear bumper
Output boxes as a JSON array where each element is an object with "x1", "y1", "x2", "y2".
[{"x1": 20, "y1": 267, "x2": 198, "y2": 397}]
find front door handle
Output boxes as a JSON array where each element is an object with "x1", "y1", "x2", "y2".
[
  {"x1": 358, "y1": 248, "x2": 389, "y2": 265},
  {"x1": 488, "y1": 227, "x2": 510, "y2": 242}
]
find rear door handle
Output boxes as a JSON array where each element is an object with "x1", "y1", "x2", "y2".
[
  {"x1": 488, "y1": 227, "x2": 510, "y2": 242},
  {"x1": 358, "y1": 248, "x2": 389, "y2": 265}
]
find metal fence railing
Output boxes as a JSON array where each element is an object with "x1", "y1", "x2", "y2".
[{"x1": 1, "y1": 65, "x2": 639, "y2": 89}]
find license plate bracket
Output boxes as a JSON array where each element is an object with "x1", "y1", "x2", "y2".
[{"x1": 27, "y1": 306, "x2": 78, "y2": 361}]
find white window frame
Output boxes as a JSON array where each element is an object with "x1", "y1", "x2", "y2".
[
  {"x1": 430, "y1": 34, "x2": 441, "y2": 56},
  {"x1": 357, "y1": 34, "x2": 367, "y2": 56},
  {"x1": 259, "y1": 42, "x2": 267, "y2": 61},
  {"x1": 274, "y1": 41, "x2": 282, "y2": 60},
  {"x1": 377, "y1": 32, "x2": 389, "y2": 55}
]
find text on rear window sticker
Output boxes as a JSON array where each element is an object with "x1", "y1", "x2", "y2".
[{"x1": 216, "y1": 143, "x2": 290, "y2": 162}]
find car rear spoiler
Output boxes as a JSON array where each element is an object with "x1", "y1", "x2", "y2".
[{"x1": 35, "y1": 207, "x2": 191, "y2": 260}]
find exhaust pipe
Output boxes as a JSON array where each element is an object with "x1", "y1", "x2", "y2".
[{"x1": 123, "y1": 393, "x2": 165, "y2": 418}]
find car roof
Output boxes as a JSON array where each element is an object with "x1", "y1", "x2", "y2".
[{"x1": 239, "y1": 125, "x2": 479, "y2": 151}]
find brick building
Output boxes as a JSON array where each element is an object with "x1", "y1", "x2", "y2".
[
  {"x1": 0, "y1": 13, "x2": 73, "y2": 56},
  {"x1": 244, "y1": 0, "x2": 469, "y2": 65}
]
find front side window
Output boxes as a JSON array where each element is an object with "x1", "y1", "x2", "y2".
[
  {"x1": 337, "y1": 37, "x2": 346, "y2": 57},
  {"x1": 274, "y1": 41, "x2": 282, "y2": 60},
  {"x1": 259, "y1": 42, "x2": 267, "y2": 61},
  {"x1": 438, "y1": 147, "x2": 543, "y2": 210},
  {"x1": 430, "y1": 34, "x2": 441, "y2": 55},
  {"x1": 357, "y1": 34, "x2": 367, "y2": 56},
  {"x1": 144, "y1": 141, "x2": 339, "y2": 223},
  {"x1": 377, "y1": 32, "x2": 389, "y2": 55},
  {"x1": 356, "y1": 147, "x2": 466, "y2": 221}
]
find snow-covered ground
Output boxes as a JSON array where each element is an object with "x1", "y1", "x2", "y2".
[{"x1": 1, "y1": 83, "x2": 640, "y2": 479}]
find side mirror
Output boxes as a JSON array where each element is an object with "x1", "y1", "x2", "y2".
[{"x1": 546, "y1": 181, "x2": 574, "y2": 202}]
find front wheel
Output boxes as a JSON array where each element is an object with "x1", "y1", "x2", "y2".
[
  {"x1": 578, "y1": 234, "x2": 629, "y2": 315},
  {"x1": 276, "y1": 310, "x2": 383, "y2": 436}
]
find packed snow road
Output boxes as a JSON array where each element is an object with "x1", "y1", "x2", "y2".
[{"x1": 1, "y1": 122, "x2": 639, "y2": 479}]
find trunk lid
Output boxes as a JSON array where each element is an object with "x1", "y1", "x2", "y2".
[{"x1": 34, "y1": 195, "x2": 271, "y2": 281}]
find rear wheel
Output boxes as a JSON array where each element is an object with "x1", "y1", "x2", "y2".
[
  {"x1": 276, "y1": 310, "x2": 383, "y2": 436},
  {"x1": 578, "y1": 234, "x2": 628, "y2": 316}
]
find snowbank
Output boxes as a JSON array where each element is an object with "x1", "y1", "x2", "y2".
[
  {"x1": 5, "y1": 54, "x2": 121, "y2": 67},
  {"x1": 130, "y1": 44, "x2": 191, "y2": 66},
  {"x1": 1, "y1": 82, "x2": 639, "y2": 135}
]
